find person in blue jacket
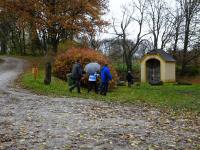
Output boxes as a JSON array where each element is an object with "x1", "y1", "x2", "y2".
[{"x1": 100, "y1": 64, "x2": 112, "y2": 96}]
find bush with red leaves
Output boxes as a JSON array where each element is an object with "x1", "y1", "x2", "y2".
[{"x1": 53, "y1": 48, "x2": 118, "y2": 89}]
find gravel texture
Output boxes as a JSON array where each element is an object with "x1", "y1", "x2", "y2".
[{"x1": 0, "y1": 57, "x2": 199, "y2": 150}]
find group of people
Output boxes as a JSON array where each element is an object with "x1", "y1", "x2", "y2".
[{"x1": 69, "y1": 60, "x2": 112, "y2": 96}]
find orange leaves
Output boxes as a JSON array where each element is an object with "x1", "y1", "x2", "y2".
[
  {"x1": 53, "y1": 48, "x2": 118, "y2": 89},
  {"x1": 0, "y1": 0, "x2": 109, "y2": 53},
  {"x1": 1, "y1": 0, "x2": 108, "y2": 36}
]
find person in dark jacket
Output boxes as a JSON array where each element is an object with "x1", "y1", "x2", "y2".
[
  {"x1": 126, "y1": 71, "x2": 133, "y2": 87},
  {"x1": 100, "y1": 64, "x2": 112, "y2": 96},
  {"x1": 69, "y1": 60, "x2": 83, "y2": 93}
]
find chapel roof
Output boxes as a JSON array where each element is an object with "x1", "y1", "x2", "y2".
[{"x1": 147, "y1": 49, "x2": 176, "y2": 62}]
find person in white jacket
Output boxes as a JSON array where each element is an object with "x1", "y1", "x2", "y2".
[{"x1": 88, "y1": 72, "x2": 99, "y2": 93}]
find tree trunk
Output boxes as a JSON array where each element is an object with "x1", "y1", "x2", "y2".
[
  {"x1": 0, "y1": 40, "x2": 7, "y2": 54},
  {"x1": 181, "y1": 18, "x2": 190, "y2": 74},
  {"x1": 22, "y1": 28, "x2": 26, "y2": 55},
  {"x1": 29, "y1": 26, "x2": 37, "y2": 56},
  {"x1": 18, "y1": 31, "x2": 23, "y2": 55},
  {"x1": 161, "y1": 42, "x2": 165, "y2": 50},
  {"x1": 173, "y1": 30, "x2": 179, "y2": 59},
  {"x1": 125, "y1": 53, "x2": 132, "y2": 72},
  {"x1": 11, "y1": 29, "x2": 17, "y2": 52},
  {"x1": 44, "y1": 62, "x2": 52, "y2": 85},
  {"x1": 153, "y1": 34, "x2": 158, "y2": 50},
  {"x1": 42, "y1": 31, "x2": 47, "y2": 55},
  {"x1": 52, "y1": 38, "x2": 58, "y2": 53},
  {"x1": 50, "y1": 0, "x2": 59, "y2": 54},
  {"x1": 69, "y1": 30, "x2": 74, "y2": 41}
]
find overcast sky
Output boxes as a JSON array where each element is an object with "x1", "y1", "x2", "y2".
[
  {"x1": 108, "y1": 0, "x2": 131, "y2": 17},
  {"x1": 102, "y1": 0, "x2": 133, "y2": 39},
  {"x1": 102, "y1": 0, "x2": 176, "y2": 41},
  {"x1": 106, "y1": 0, "x2": 175, "y2": 21}
]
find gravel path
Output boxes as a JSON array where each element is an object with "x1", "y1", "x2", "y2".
[{"x1": 0, "y1": 57, "x2": 199, "y2": 150}]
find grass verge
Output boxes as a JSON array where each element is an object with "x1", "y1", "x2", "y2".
[{"x1": 19, "y1": 67, "x2": 200, "y2": 112}]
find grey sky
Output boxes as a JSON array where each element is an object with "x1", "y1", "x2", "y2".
[
  {"x1": 102, "y1": 0, "x2": 146, "y2": 40},
  {"x1": 106, "y1": 0, "x2": 176, "y2": 20},
  {"x1": 102, "y1": 0, "x2": 177, "y2": 47},
  {"x1": 102, "y1": 0, "x2": 133, "y2": 39},
  {"x1": 108, "y1": 0, "x2": 132, "y2": 17}
]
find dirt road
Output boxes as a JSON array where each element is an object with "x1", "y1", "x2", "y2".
[{"x1": 0, "y1": 57, "x2": 199, "y2": 150}]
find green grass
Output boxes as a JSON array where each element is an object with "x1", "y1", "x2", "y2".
[{"x1": 19, "y1": 69, "x2": 200, "y2": 112}]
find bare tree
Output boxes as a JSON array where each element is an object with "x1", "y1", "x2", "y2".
[
  {"x1": 177, "y1": 0, "x2": 200, "y2": 74},
  {"x1": 112, "y1": 0, "x2": 148, "y2": 72},
  {"x1": 136, "y1": 39, "x2": 153, "y2": 57},
  {"x1": 170, "y1": 3, "x2": 184, "y2": 58},
  {"x1": 147, "y1": 0, "x2": 167, "y2": 49},
  {"x1": 160, "y1": 13, "x2": 175, "y2": 49}
]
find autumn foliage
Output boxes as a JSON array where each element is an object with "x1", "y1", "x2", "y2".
[
  {"x1": 53, "y1": 48, "x2": 118, "y2": 89},
  {"x1": 0, "y1": 0, "x2": 109, "y2": 53}
]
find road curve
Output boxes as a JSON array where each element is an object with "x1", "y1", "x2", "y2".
[
  {"x1": 0, "y1": 57, "x2": 25, "y2": 90},
  {"x1": 0, "y1": 57, "x2": 199, "y2": 150}
]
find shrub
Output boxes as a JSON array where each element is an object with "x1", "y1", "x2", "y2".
[
  {"x1": 114, "y1": 63, "x2": 141, "y2": 81},
  {"x1": 176, "y1": 65, "x2": 200, "y2": 76},
  {"x1": 149, "y1": 80, "x2": 163, "y2": 86},
  {"x1": 187, "y1": 66, "x2": 200, "y2": 76},
  {"x1": 53, "y1": 48, "x2": 118, "y2": 89},
  {"x1": 174, "y1": 81, "x2": 192, "y2": 85}
]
